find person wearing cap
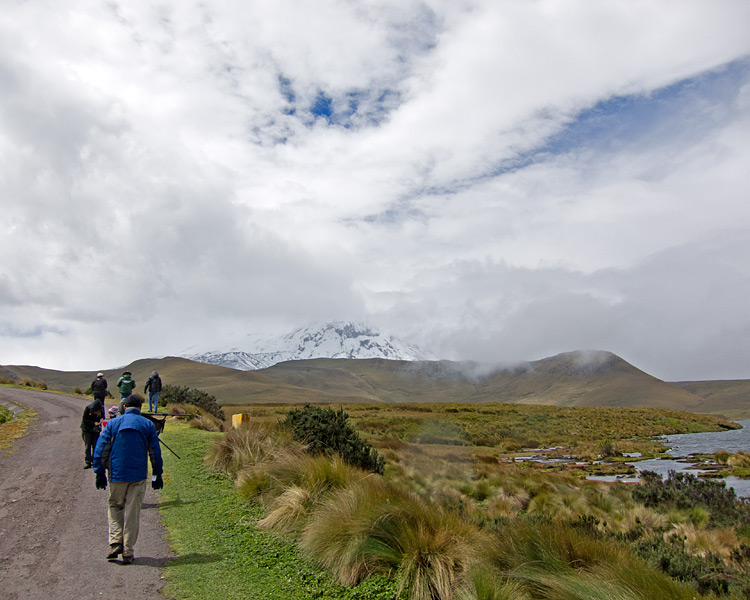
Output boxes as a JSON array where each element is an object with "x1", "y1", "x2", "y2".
[
  {"x1": 81, "y1": 399, "x2": 105, "y2": 469},
  {"x1": 91, "y1": 372, "x2": 108, "y2": 414},
  {"x1": 93, "y1": 394, "x2": 164, "y2": 564},
  {"x1": 102, "y1": 406, "x2": 119, "y2": 429}
]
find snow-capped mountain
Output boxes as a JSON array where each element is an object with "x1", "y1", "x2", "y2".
[{"x1": 184, "y1": 322, "x2": 437, "y2": 371}]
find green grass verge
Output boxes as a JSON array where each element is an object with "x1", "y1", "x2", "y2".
[
  {"x1": 158, "y1": 423, "x2": 400, "y2": 600},
  {"x1": 0, "y1": 402, "x2": 38, "y2": 454}
]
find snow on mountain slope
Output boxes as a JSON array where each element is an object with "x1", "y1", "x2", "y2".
[{"x1": 185, "y1": 322, "x2": 437, "y2": 371}]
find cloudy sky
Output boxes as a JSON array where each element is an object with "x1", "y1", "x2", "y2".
[{"x1": 1, "y1": 0, "x2": 749, "y2": 381}]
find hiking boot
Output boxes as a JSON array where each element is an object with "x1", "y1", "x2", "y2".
[
  {"x1": 84, "y1": 464, "x2": 92, "y2": 469},
  {"x1": 121, "y1": 554, "x2": 134, "y2": 565},
  {"x1": 106, "y1": 544, "x2": 123, "y2": 560}
]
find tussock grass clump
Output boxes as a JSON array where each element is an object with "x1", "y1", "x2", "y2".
[
  {"x1": 668, "y1": 524, "x2": 739, "y2": 558},
  {"x1": 206, "y1": 421, "x2": 297, "y2": 475},
  {"x1": 189, "y1": 414, "x2": 225, "y2": 432},
  {"x1": 300, "y1": 477, "x2": 480, "y2": 600},
  {"x1": 481, "y1": 519, "x2": 698, "y2": 600},
  {"x1": 728, "y1": 451, "x2": 750, "y2": 468},
  {"x1": 257, "y1": 454, "x2": 369, "y2": 533},
  {"x1": 456, "y1": 567, "x2": 528, "y2": 600}
]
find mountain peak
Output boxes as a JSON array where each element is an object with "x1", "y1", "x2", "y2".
[{"x1": 185, "y1": 321, "x2": 436, "y2": 370}]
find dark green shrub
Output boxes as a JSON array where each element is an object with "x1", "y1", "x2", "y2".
[
  {"x1": 634, "y1": 534, "x2": 729, "y2": 595},
  {"x1": 0, "y1": 405, "x2": 12, "y2": 425},
  {"x1": 634, "y1": 470, "x2": 750, "y2": 527},
  {"x1": 159, "y1": 384, "x2": 225, "y2": 420},
  {"x1": 283, "y1": 404, "x2": 385, "y2": 474},
  {"x1": 21, "y1": 379, "x2": 46, "y2": 389}
]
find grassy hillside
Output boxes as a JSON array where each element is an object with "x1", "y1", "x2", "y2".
[
  {"x1": 671, "y1": 379, "x2": 750, "y2": 419},
  {"x1": 0, "y1": 357, "x2": 355, "y2": 405},
  {"x1": 2, "y1": 352, "x2": 749, "y2": 416},
  {"x1": 259, "y1": 352, "x2": 705, "y2": 410}
]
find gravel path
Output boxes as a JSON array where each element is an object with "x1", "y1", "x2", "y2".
[{"x1": 0, "y1": 388, "x2": 173, "y2": 600}]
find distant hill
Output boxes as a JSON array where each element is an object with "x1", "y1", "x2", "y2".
[
  {"x1": 257, "y1": 351, "x2": 705, "y2": 410},
  {"x1": 0, "y1": 357, "x2": 357, "y2": 406},
  {"x1": 3, "y1": 350, "x2": 748, "y2": 417},
  {"x1": 671, "y1": 380, "x2": 750, "y2": 419}
]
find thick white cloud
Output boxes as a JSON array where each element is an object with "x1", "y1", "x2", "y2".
[{"x1": 0, "y1": 0, "x2": 749, "y2": 380}]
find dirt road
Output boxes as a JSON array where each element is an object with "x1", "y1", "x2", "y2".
[{"x1": 0, "y1": 388, "x2": 172, "y2": 600}]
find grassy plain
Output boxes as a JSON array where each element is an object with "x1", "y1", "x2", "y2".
[
  {"x1": 158, "y1": 423, "x2": 398, "y2": 600},
  {"x1": 200, "y1": 409, "x2": 750, "y2": 598},
  {"x1": 158, "y1": 403, "x2": 750, "y2": 599},
  {"x1": 222, "y1": 402, "x2": 738, "y2": 470}
]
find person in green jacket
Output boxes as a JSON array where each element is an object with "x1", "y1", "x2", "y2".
[
  {"x1": 116, "y1": 371, "x2": 136, "y2": 399},
  {"x1": 116, "y1": 372, "x2": 137, "y2": 414}
]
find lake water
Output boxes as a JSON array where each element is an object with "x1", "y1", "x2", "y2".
[{"x1": 592, "y1": 419, "x2": 750, "y2": 499}]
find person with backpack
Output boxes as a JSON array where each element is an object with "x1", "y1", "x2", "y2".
[
  {"x1": 93, "y1": 394, "x2": 164, "y2": 564},
  {"x1": 91, "y1": 372, "x2": 108, "y2": 414},
  {"x1": 143, "y1": 371, "x2": 162, "y2": 413}
]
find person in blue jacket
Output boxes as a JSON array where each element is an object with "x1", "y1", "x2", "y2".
[{"x1": 93, "y1": 394, "x2": 164, "y2": 564}]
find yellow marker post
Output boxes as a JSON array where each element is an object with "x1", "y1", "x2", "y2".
[{"x1": 232, "y1": 413, "x2": 251, "y2": 428}]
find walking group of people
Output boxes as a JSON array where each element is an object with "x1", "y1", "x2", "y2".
[{"x1": 80, "y1": 371, "x2": 165, "y2": 564}]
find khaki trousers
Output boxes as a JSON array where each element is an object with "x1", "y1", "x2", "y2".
[{"x1": 108, "y1": 480, "x2": 147, "y2": 557}]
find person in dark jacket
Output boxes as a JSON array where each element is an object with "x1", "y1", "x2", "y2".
[
  {"x1": 144, "y1": 371, "x2": 162, "y2": 412},
  {"x1": 81, "y1": 399, "x2": 104, "y2": 469},
  {"x1": 93, "y1": 394, "x2": 164, "y2": 564},
  {"x1": 91, "y1": 372, "x2": 108, "y2": 414}
]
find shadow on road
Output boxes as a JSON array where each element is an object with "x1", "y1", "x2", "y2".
[{"x1": 111, "y1": 555, "x2": 172, "y2": 568}]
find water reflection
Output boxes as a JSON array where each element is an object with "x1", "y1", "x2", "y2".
[{"x1": 591, "y1": 419, "x2": 750, "y2": 498}]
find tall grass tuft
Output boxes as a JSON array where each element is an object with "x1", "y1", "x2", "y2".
[
  {"x1": 205, "y1": 422, "x2": 299, "y2": 475},
  {"x1": 189, "y1": 414, "x2": 225, "y2": 432},
  {"x1": 257, "y1": 454, "x2": 368, "y2": 533},
  {"x1": 299, "y1": 477, "x2": 400, "y2": 585},
  {"x1": 482, "y1": 519, "x2": 698, "y2": 599},
  {"x1": 457, "y1": 566, "x2": 529, "y2": 600},
  {"x1": 300, "y1": 477, "x2": 480, "y2": 600}
]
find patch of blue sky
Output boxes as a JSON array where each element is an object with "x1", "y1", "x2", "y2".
[
  {"x1": 536, "y1": 58, "x2": 750, "y2": 162},
  {"x1": 311, "y1": 91, "x2": 333, "y2": 121},
  {"x1": 307, "y1": 87, "x2": 400, "y2": 128},
  {"x1": 277, "y1": 70, "x2": 400, "y2": 129},
  {"x1": 278, "y1": 74, "x2": 296, "y2": 116},
  {"x1": 432, "y1": 57, "x2": 750, "y2": 192},
  {"x1": 363, "y1": 59, "x2": 750, "y2": 224}
]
